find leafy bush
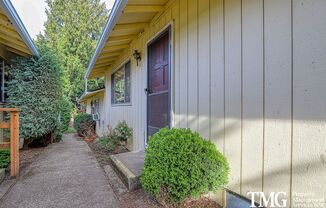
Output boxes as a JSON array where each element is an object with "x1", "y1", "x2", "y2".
[
  {"x1": 140, "y1": 128, "x2": 229, "y2": 204},
  {"x1": 73, "y1": 113, "x2": 95, "y2": 137},
  {"x1": 98, "y1": 122, "x2": 132, "y2": 152},
  {"x1": 0, "y1": 149, "x2": 10, "y2": 169},
  {"x1": 114, "y1": 121, "x2": 132, "y2": 142},
  {"x1": 6, "y1": 46, "x2": 63, "y2": 145},
  {"x1": 99, "y1": 135, "x2": 118, "y2": 151}
]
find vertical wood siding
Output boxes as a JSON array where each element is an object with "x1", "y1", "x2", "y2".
[
  {"x1": 102, "y1": 0, "x2": 326, "y2": 206},
  {"x1": 84, "y1": 95, "x2": 105, "y2": 136}
]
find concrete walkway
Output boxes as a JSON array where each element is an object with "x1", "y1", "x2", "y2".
[{"x1": 0, "y1": 134, "x2": 120, "y2": 208}]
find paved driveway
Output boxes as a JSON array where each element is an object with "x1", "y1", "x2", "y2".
[{"x1": 0, "y1": 134, "x2": 120, "y2": 208}]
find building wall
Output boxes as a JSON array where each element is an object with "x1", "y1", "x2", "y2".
[
  {"x1": 84, "y1": 94, "x2": 105, "y2": 136},
  {"x1": 103, "y1": 0, "x2": 326, "y2": 206}
]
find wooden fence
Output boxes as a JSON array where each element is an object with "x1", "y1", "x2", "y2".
[{"x1": 0, "y1": 108, "x2": 20, "y2": 177}]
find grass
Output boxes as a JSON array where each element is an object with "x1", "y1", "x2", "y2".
[{"x1": 65, "y1": 128, "x2": 77, "y2": 134}]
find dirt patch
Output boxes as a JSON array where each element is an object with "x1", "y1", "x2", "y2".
[
  {"x1": 181, "y1": 197, "x2": 222, "y2": 208},
  {"x1": 3, "y1": 146, "x2": 47, "y2": 180},
  {"x1": 157, "y1": 187, "x2": 221, "y2": 208},
  {"x1": 120, "y1": 189, "x2": 162, "y2": 208},
  {"x1": 88, "y1": 139, "x2": 128, "y2": 166},
  {"x1": 88, "y1": 139, "x2": 115, "y2": 166}
]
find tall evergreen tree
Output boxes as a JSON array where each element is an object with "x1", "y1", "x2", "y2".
[{"x1": 40, "y1": 0, "x2": 108, "y2": 100}]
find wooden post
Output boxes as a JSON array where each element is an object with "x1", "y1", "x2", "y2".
[
  {"x1": 10, "y1": 111, "x2": 19, "y2": 177},
  {"x1": 0, "y1": 108, "x2": 20, "y2": 177}
]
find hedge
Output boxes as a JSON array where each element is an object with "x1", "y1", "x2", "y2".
[{"x1": 6, "y1": 46, "x2": 63, "y2": 144}]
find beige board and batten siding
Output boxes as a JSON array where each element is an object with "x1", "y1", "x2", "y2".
[
  {"x1": 85, "y1": 96, "x2": 105, "y2": 136},
  {"x1": 102, "y1": 0, "x2": 326, "y2": 206}
]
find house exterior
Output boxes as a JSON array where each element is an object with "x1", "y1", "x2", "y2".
[
  {"x1": 0, "y1": 0, "x2": 39, "y2": 145},
  {"x1": 85, "y1": 0, "x2": 326, "y2": 206},
  {"x1": 79, "y1": 88, "x2": 105, "y2": 136}
]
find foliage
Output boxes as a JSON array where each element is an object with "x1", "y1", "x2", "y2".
[
  {"x1": 140, "y1": 128, "x2": 229, "y2": 204},
  {"x1": 87, "y1": 78, "x2": 105, "y2": 92},
  {"x1": 65, "y1": 128, "x2": 77, "y2": 134},
  {"x1": 99, "y1": 135, "x2": 119, "y2": 151},
  {"x1": 6, "y1": 46, "x2": 62, "y2": 143},
  {"x1": 114, "y1": 121, "x2": 133, "y2": 142},
  {"x1": 59, "y1": 96, "x2": 73, "y2": 132},
  {"x1": 98, "y1": 122, "x2": 132, "y2": 151},
  {"x1": 55, "y1": 126, "x2": 63, "y2": 142},
  {"x1": 39, "y1": 0, "x2": 109, "y2": 99},
  {"x1": 73, "y1": 113, "x2": 95, "y2": 137},
  {"x1": 0, "y1": 149, "x2": 10, "y2": 169}
]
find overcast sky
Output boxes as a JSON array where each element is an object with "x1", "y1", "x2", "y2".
[{"x1": 11, "y1": 0, "x2": 116, "y2": 39}]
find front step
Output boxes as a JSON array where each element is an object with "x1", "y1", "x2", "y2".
[{"x1": 109, "y1": 151, "x2": 145, "y2": 190}]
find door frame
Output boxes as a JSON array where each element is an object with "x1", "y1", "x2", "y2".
[{"x1": 144, "y1": 21, "x2": 174, "y2": 147}]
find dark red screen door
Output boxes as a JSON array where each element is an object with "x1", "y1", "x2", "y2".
[{"x1": 147, "y1": 30, "x2": 170, "y2": 140}]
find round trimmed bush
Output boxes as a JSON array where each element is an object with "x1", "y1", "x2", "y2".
[{"x1": 140, "y1": 128, "x2": 229, "y2": 203}]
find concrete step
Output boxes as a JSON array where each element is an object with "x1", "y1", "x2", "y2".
[{"x1": 109, "y1": 151, "x2": 145, "y2": 190}]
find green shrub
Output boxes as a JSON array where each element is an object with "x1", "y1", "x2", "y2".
[
  {"x1": 65, "y1": 128, "x2": 77, "y2": 134},
  {"x1": 98, "y1": 122, "x2": 132, "y2": 151},
  {"x1": 114, "y1": 121, "x2": 132, "y2": 142},
  {"x1": 140, "y1": 128, "x2": 229, "y2": 204},
  {"x1": 73, "y1": 113, "x2": 95, "y2": 137},
  {"x1": 54, "y1": 125, "x2": 63, "y2": 142},
  {"x1": 6, "y1": 46, "x2": 63, "y2": 145},
  {"x1": 59, "y1": 96, "x2": 73, "y2": 132},
  {"x1": 99, "y1": 135, "x2": 118, "y2": 151},
  {"x1": 0, "y1": 149, "x2": 10, "y2": 169}
]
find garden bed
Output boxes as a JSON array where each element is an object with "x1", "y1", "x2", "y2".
[
  {"x1": 88, "y1": 139, "x2": 162, "y2": 208},
  {"x1": 88, "y1": 139, "x2": 222, "y2": 208}
]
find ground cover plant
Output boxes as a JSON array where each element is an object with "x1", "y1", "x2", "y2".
[{"x1": 140, "y1": 128, "x2": 229, "y2": 205}]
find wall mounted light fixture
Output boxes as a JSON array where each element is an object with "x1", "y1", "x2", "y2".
[{"x1": 133, "y1": 50, "x2": 141, "y2": 66}]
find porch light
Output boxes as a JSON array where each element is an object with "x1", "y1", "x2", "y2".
[{"x1": 133, "y1": 50, "x2": 141, "y2": 66}]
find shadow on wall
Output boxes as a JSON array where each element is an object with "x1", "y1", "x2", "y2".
[{"x1": 173, "y1": 112, "x2": 326, "y2": 206}]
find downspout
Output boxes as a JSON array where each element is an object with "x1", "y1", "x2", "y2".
[{"x1": 85, "y1": 78, "x2": 88, "y2": 93}]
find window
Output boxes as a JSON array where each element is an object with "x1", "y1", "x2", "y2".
[
  {"x1": 111, "y1": 61, "x2": 131, "y2": 104},
  {"x1": 91, "y1": 99, "x2": 100, "y2": 121},
  {"x1": 91, "y1": 99, "x2": 100, "y2": 115}
]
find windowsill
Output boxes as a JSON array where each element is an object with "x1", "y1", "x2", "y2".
[{"x1": 112, "y1": 103, "x2": 132, "y2": 107}]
